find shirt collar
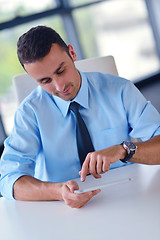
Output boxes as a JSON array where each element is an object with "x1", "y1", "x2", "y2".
[{"x1": 52, "y1": 71, "x2": 89, "y2": 117}]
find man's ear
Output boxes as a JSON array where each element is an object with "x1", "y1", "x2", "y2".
[{"x1": 68, "y1": 44, "x2": 77, "y2": 61}]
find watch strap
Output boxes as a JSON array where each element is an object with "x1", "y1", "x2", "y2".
[{"x1": 120, "y1": 151, "x2": 134, "y2": 163}]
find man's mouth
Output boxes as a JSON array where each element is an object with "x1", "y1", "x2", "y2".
[
  {"x1": 60, "y1": 85, "x2": 72, "y2": 96},
  {"x1": 62, "y1": 87, "x2": 71, "y2": 95}
]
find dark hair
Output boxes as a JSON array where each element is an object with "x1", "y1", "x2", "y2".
[{"x1": 17, "y1": 25, "x2": 70, "y2": 68}]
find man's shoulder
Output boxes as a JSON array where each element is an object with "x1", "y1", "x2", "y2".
[
  {"x1": 84, "y1": 71, "x2": 129, "y2": 87},
  {"x1": 18, "y1": 86, "x2": 52, "y2": 112}
]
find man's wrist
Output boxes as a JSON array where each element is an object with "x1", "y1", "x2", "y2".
[
  {"x1": 120, "y1": 141, "x2": 137, "y2": 163},
  {"x1": 49, "y1": 182, "x2": 64, "y2": 201}
]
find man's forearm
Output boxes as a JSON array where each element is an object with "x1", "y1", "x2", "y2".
[
  {"x1": 13, "y1": 175, "x2": 63, "y2": 201},
  {"x1": 13, "y1": 175, "x2": 100, "y2": 208},
  {"x1": 80, "y1": 135, "x2": 160, "y2": 182},
  {"x1": 131, "y1": 135, "x2": 160, "y2": 165}
]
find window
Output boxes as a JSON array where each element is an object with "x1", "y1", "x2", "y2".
[
  {"x1": 70, "y1": 0, "x2": 100, "y2": 7},
  {"x1": 0, "y1": 0, "x2": 160, "y2": 134},
  {"x1": 73, "y1": 0, "x2": 159, "y2": 80},
  {"x1": 0, "y1": 0, "x2": 58, "y2": 23}
]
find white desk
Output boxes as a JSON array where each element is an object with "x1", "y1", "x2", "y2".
[{"x1": 0, "y1": 164, "x2": 160, "y2": 240}]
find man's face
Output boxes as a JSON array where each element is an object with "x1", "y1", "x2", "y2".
[{"x1": 24, "y1": 44, "x2": 81, "y2": 101}]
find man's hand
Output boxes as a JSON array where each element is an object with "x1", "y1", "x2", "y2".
[
  {"x1": 61, "y1": 180, "x2": 101, "y2": 208},
  {"x1": 80, "y1": 145, "x2": 126, "y2": 182}
]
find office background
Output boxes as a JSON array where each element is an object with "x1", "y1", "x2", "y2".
[{"x1": 0, "y1": 0, "x2": 160, "y2": 138}]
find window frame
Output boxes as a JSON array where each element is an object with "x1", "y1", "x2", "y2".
[{"x1": 0, "y1": 0, "x2": 160, "y2": 65}]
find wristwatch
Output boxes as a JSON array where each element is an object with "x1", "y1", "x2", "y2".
[{"x1": 120, "y1": 141, "x2": 137, "y2": 163}]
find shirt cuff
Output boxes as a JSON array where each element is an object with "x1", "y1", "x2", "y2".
[{"x1": 0, "y1": 173, "x2": 28, "y2": 200}]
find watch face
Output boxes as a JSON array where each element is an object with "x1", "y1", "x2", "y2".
[{"x1": 124, "y1": 141, "x2": 137, "y2": 151}]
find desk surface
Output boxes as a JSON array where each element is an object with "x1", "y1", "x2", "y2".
[{"x1": 1, "y1": 164, "x2": 160, "y2": 240}]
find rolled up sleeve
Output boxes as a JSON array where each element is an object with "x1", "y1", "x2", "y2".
[
  {"x1": 0, "y1": 104, "x2": 41, "y2": 199},
  {"x1": 122, "y1": 81, "x2": 160, "y2": 141}
]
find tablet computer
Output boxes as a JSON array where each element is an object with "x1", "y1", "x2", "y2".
[
  {"x1": 73, "y1": 164, "x2": 136, "y2": 194},
  {"x1": 74, "y1": 177, "x2": 132, "y2": 193}
]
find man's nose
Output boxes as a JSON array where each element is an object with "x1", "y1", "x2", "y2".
[{"x1": 54, "y1": 78, "x2": 65, "y2": 92}]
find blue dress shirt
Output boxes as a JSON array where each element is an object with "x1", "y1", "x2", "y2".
[{"x1": 1, "y1": 71, "x2": 160, "y2": 199}]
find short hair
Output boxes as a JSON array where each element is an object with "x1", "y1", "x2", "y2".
[{"x1": 17, "y1": 25, "x2": 70, "y2": 68}]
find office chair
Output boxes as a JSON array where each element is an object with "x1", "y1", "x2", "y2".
[
  {"x1": 0, "y1": 114, "x2": 7, "y2": 157},
  {"x1": 12, "y1": 55, "x2": 118, "y2": 104},
  {"x1": 135, "y1": 72, "x2": 160, "y2": 113},
  {"x1": 0, "y1": 114, "x2": 7, "y2": 197}
]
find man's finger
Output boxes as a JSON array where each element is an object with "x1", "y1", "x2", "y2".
[
  {"x1": 80, "y1": 154, "x2": 91, "y2": 182},
  {"x1": 96, "y1": 155, "x2": 103, "y2": 174},
  {"x1": 91, "y1": 189, "x2": 101, "y2": 196},
  {"x1": 66, "y1": 180, "x2": 79, "y2": 193},
  {"x1": 89, "y1": 155, "x2": 102, "y2": 178}
]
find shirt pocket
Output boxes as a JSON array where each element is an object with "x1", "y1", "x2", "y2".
[{"x1": 92, "y1": 124, "x2": 129, "y2": 150}]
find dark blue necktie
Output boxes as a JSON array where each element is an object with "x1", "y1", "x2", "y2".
[{"x1": 70, "y1": 101, "x2": 94, "y2": 166}]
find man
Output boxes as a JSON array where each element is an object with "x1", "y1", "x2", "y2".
[{"x1": 0, "y1": 26, "x2": 160, "y2": 208}]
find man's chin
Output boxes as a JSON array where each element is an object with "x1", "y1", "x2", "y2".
[{"x1": 58, "y1": 93, "x2": 73, "y2": 101}]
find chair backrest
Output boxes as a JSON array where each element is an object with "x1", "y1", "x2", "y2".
[
  {"x1": 13, "y1": 55, "x2": 118, "y2": 104},
  {"x1": 0, "y1": 114, "x2": 7, "y2": 144},
  {"x1": 0, "y1": 114, "x2": 7, "y2": 157}
]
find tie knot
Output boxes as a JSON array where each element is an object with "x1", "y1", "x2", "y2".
[{"x1": 70, "y1": 101, "x2": 79, "y2": 114}]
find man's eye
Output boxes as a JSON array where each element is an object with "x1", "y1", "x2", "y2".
[
  {"x1": 57, "y1": 69, "x2": 64, "y2": 75},
  {"x1": 41, "y1": 79, "x2": 52, "y2": 84}
]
